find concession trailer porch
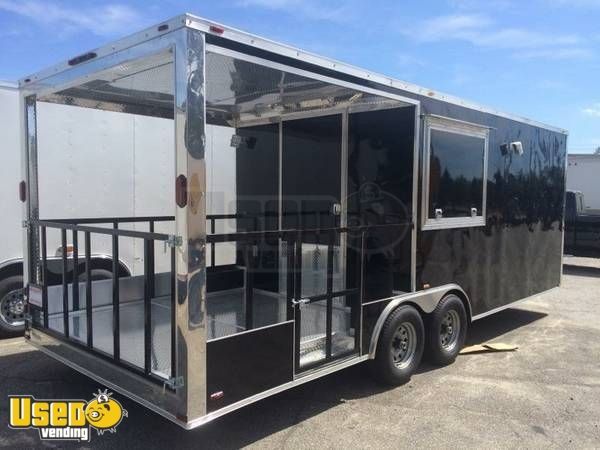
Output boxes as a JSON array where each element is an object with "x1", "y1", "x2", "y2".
[{"x1": 20, "y1": 14, "x2": 568, "y2": 429}]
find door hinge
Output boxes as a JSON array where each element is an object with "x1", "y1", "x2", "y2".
[
  {"x1": 164, "y1": 235, "x2": 183, "y2": 252},
  {"x1": 163, "y1": 376, "x2": 184, "y2": 392},
  {"x1": 291, "y1": 298, "x2": 310, "y2": 307}
]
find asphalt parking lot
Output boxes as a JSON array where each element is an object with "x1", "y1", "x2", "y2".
[{"x1": 1, "y1": 256, "x2": 599, "y2": 449}]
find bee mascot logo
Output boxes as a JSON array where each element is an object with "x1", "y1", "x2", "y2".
[{"x1": 9, "y1": 389, "x2": 128, "y2": 442}]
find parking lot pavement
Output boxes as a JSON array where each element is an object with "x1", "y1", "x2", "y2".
[{"x1": 1, "y1": 256, "x2": 600, "y2": 449}]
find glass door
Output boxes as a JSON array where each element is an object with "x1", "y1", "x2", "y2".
[{"x1": 281, "y1": 114, "x2": 357, "y2": 371}]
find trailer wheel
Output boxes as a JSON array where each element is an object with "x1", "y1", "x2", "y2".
[
  {"x1": 425, "y1": 294, "x2": 467, "y2": 366},
  {"x1": 370, "y1": 305, "x2": 424, "y2": 385},
  {"x1": 79, "y1": 268, "x2": 114, "y2": 282},
  {"x1": 0, "y1": 275, "x2": 25, "y2": 338}
]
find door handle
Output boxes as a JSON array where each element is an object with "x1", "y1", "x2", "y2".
[{"x1": 331, "y1": 203, "x2": 342, "y2": 216}]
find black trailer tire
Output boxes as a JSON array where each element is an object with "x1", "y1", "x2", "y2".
[
  {"x1": 425, "y1": 294, "x2": 468, "y2": 366},
  {"x1": 79, "y1": 268, "x2": 114, "y2": 281},
  {"x1": 0, "y1": 275, "x2": 25, "y2": 338},
  {"x1": 370, "y1": 305, "x2": 424, "y2": 386}
]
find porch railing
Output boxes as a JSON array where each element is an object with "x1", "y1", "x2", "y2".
[{"x1": 32, "y1": 216, "x2": 176, "y2": 385}]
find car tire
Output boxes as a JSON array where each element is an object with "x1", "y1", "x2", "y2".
[
  {"x1": 0, "y1": 275, "x2": 25, "y2": 338},
  {"x1": 425, "y1": 294, "x2": 468, "y2": 366},
  {"x1": 370, "y1": 305, "x2": 424, "y2": 386}
]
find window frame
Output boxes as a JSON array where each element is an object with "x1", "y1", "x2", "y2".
[{"x1": 421, "y1": 115, "x2": 489, "y2": 231}]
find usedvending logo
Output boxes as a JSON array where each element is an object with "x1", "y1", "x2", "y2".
[{"x1": 8, "y1": 389, "x2": 128, "y2": 442}]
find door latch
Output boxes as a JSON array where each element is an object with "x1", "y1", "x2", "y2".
[
  {"x1": 331, "y1": 203, "x2": 342, "y2": 216},
  {"x1": 292, "y1": 298, "x2": 310, "y2": 307}
]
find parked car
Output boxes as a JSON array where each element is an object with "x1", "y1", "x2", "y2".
[{"x1": 565, "y1": 190, "x2": 600, "y2": 257}]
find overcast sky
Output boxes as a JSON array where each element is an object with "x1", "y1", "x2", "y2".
[{"x1": 0, "y1": 0, "x2": 598, "y2": 152}]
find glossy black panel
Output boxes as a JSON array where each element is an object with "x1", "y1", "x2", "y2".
[
  {"x1": 236, "y1": 124, "x2": 280, "y2": 291},
  {"x1": 418, "y1": 114, "x2": 566, "y2": 316},
  {"x1": 236, "y1": 124, "x2": 279, "y2": 232},
  {"x1": 428, "y1": 130, "x2": 485, "y2": 218},
  {"x1": 282, "y1": 115, "x2": 341, "y2": 230},
  {"x1": 206, "y1": 321, "x2": 293, "y2": 412},
  {"x1": 208, "y1": 38, "x2": 567, "y2": 317},
  {"x1": 347, "y1": 108, "x2": 414, "y2": 297}
]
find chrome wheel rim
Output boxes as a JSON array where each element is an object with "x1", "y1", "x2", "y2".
[
  {"x1": 0, "y1": 289, "x2": 25, "y2": 328},
  {"x1": 391, "y1": 322, "x2": 417, "y2": 369},
  {"x1": 440, "y1": 310, "x2": 460, "y2": 351}
]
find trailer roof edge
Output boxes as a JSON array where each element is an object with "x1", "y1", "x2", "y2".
[
  {"x1": 0, "y1": 80, "x2": 18, "y2": 90},
  {"x1": 19, "y1": 13, "x2": 568, "y2": 136}
]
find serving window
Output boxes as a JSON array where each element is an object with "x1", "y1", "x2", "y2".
[{"x1": 422, "y1": 115, "x2": 489, "y2": 230}]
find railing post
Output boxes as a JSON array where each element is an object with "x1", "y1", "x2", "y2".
[
  {"x1": 71, "y1": 230, "x2": 80, "y2": 338},
  {"x1": 112, "y1": 221, "x2": 120, "y2": 361},
  {"x1": 244, "y1": 243, "x2": 254, "y2": 330},
  {"x1": 326, "y1": 229, "x2": 334, "y2": 359},
  {"x1": 210, "y1": 218, "x2": 215, "y2": 267},
  {"x1": 294, "y1": 229, "x2": 302, "y2": 370},
  {"x1": 85, "y1": 231, "x2": 93, "y2": 348},
  {"x1": 143, "y1": 238, "x2": 155, "y2": 375},
  {"x1": 285, "y1": 233, "x2": 295, "y2": 321},
  {"x1": 170, "y1": 246, "x2": 176, "y2": 380},
  {"x1": 61, "y1": 229, "x2": 69, "y2": 338},
  {"x1": 41, "y1": 226, "x2": 48, "y2": 328}
]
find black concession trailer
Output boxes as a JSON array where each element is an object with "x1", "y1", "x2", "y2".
[{"x1": 20, "y1": 14, "x2": 567, "y2": 428}]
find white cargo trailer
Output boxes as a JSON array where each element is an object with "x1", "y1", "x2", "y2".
[
  {"x1": 567, "y1": 153, "x2": 600, "y2": 210},
  {"x1": 1, "y1": 82, "x2": 236, "y2": 335}
]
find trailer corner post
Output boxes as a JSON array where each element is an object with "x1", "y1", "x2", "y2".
[
  {"x1": 174, "y1": 26, "x2": 208, "y2": 423},
  {"x1": 22, "y1": 94, "x2": 41, "y2": 301}
]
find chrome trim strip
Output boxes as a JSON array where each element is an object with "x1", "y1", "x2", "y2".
[
  {"x1": 185, "y1": 354, "x2": 369, "y2": 429},
  {"x1": 206, "y1": 320, "x2": 294, "y2": 343},
  {"x1": 366, "y1": 283, "x2": 470, "y2": 358},
  {"x1": 471, "y1": 287, "x2": 559, "y2": 321},
  {"x1": 421, "y1": 115, "x2": 489, "y2": 231},
  {"x1": 411, "y1": 103, "x2": 421, "y2": 292},
  {"x1": 560, "y1": 135, "x2": 568, "y2": 287},
  {"x1": 173, "y1": 27, "x2": 207, "y2": 422}
]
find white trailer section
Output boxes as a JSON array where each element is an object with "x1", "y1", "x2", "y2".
[
  {"x1": 567, "y1": 154, "x2": 600, "y2": 210},
  {"x1": 0, "y1": 82, "x2": 234, "y2": 335}
]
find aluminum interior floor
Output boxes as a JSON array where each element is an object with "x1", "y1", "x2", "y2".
[{"x1": 46, "y1": 287, "x2": 355, "y2": 376}]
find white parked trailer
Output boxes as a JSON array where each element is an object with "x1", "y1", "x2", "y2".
[
  {"x1": 0, "y1": 82, "x2": 26, "y2": 335},
  {"x1": 567, "y1": 153, "x2": 600, "y2": 210},
  {"x1": 1, "y1": 83, "x2": 237, "y2": 335}
]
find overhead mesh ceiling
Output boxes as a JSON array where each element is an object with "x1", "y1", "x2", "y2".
[
  {"x1": 38, "y1": 50, "x2": 174, "y2": 119},
  {"x1": 206, "y1": 51, "x2": 406, "y2": 126},
  {"x1": 35, "y1": 47, "x2": 407, "y2": 123}
]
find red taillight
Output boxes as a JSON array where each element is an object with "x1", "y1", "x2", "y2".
[
  {"x1": 209, "y1": 25, "x2": 225, "y2": 35},
  {"x1": 176, "y1": 174, "x2": 188, "y2": 208},
  {"x1": 19, "y1": 181, "x2": 26, "y2": 202}
]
